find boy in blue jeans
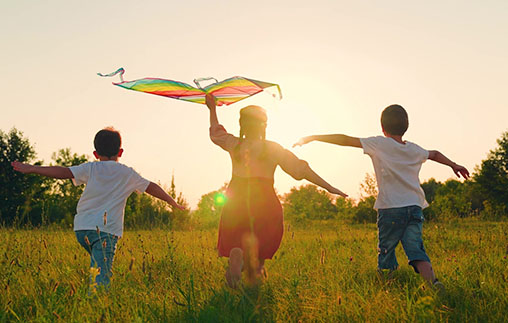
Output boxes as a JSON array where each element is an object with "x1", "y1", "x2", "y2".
[
  {"x1": 294, "y1": 105, "x2": 469, "y2": 288},
  {"x1": 12, "y1": 127, "x2": 185, "y2": 289}
]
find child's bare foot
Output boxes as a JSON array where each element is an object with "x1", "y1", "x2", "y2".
[{"x1": 226, "y1": 248, "x2": 243, "y2": 289}]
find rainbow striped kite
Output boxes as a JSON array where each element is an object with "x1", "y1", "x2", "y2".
[{"x1": 98, "y1": 68, "x2": 282, "y2": 106}]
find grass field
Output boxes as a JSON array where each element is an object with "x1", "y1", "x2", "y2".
[{"x1": 1, "y1": 219, "x2": 507, "y2": 322}]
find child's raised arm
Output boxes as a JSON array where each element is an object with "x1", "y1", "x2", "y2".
[
  {"x1": 427, "y1": 150, "x2": 470, "y2": 179},
  {"x1": 11, "y1": 161, "x2": 73, "y2": 179},
  {"x1": 206, "y1": 93, "x2": 219, "y2": 128},
  {"x1": 294, "y1": 134, "x2": 362, "y2": 148},
  {"x1": 145, "y1": 182, "x2": 185, "y2": 210}
]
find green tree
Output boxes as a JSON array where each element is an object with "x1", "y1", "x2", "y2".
[
  {"x1": 283, "y1": 184, "x2": 337, "y2": 221},
  {"x1": 474, "y1": 130, "x2": 508, "y2": 215},
  {"x1": 192, "y1": 184, "x2": 228, "y2": 229},
  {"x1": 352, "y1": 196, "x2": 377, "y2": 223},
  {"x1": 44, "y1": 148, "x2": 90, "y2": 225},
  {"x1": 359, "y1": 173, "x2": 378, "y2": 198},
  {"x1": 421, "y1": 178, "x2": 443, "y2": 220},
  {"x1": 352, "y1": 173, "x2": 378, "y2": 223},
  {"x1": 335, "y1": 197, "x2": 354, "y2": 219},
  {"x1": 0, "y1": 128, "x2": 46, "y2": 226},
  {"x1": 125, "y1": 175, "x2": 190, "y2": 230},
  {"x1": 421, "y1": 178, "x2": 442, "y2": 205},
  {"x1": 167, "y1": 176, "x2": 191, "y2": 229},
  {"x1": 431, "y1": 179, "x2": 472, "y2": 220}
]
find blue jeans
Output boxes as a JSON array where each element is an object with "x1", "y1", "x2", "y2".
[
  {"x1": 75, "y1": 230, "x2": 118, "y2": 288},
  {"x1": 377, "y1": 206, "x2": 430, "y2": 272}
]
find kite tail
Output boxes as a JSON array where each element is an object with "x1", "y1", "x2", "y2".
[
  {"x1": 97, "y1": 68, "x2": 125, "y2": 82},
  {"x1": 193, "y1": 77, "x2": 218, "y2": 89},
  {"x1": 274, "y1": 84, "x2": 283, "y2": 100}
]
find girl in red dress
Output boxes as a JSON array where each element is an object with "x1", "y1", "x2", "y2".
[{"x1": 206, "y1": 94, "x2": 346, "y2": 288}]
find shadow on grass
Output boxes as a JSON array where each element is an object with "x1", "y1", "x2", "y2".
[{"x1": 176, "y1": 282, "x2": 277, "y2": 323}]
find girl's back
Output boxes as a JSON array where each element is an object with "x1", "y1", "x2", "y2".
[{"x1": 210, "y1": 124, "x2": 308, "y2": 180}]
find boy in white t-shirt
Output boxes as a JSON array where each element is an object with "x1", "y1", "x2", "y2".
[
  {"x1": 12, "y1": 127, "x2": 184, "y2": 289},
  {"x1": 294, "y1": 105, "x2": 469, "y2": 288}
]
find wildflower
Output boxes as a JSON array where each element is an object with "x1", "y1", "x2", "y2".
[
  {"x1": 320, "y1": 249, "x2": 326, "y2": 265},
  {"x1": 349, "y1": 256, "x2": 353, "y2": 262},
  {"x1": 96, "y1": 226, "x2": 100, "y2": 234},
  {"x1": 89, "y1": 267, "x2": 101, "y2": 289},
  {"x1": 103, "y1": 211, "x2": 108, "y2": 225},
  {"x1": 102, "y1": 240, "x2": 107, "y2": 248},
  {"x1": 84, "y1": 236, "x2": 90, "y2": 246}
]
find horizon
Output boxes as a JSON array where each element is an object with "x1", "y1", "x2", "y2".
[{"x1": 2, "y1": 1, "x2": 507, "y2": 208}]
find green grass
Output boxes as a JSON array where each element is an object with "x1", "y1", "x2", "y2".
[{"x1": 1, "y1": 219, "x2": 507, "y2": 322}]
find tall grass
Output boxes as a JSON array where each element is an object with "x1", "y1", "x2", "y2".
[{"x1": 1, "y1": 219, "x2": 507, "y2": 322}]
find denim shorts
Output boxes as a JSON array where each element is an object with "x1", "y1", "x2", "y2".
[{"x1": 377, "y1": 205, "x2": 430, "y2": 272}]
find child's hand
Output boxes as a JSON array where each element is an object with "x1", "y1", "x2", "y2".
[
  {"x1": 11, "y1": 161, "x2": 34, "y2": 174},
  {"x1": 293, "y1": 136, "x2": 314, "y2": 148},
  {"x1": 328, "y1": 187, "x2": 348, "y2": 198},
  {"x1": 205, "y1": 93, "x2": 216, "y2": 110},
  {"x1": 452, "y1": 164, "x2": 470, "y2": 179},
  {"x1": 172, "y1": 202, "x2": 186, "y2": 211}
]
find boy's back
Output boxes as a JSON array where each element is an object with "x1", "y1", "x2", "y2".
[
  {"x1": 294, "y1": 104, "x2": 469, "y2": 288},
  {"x1": 11, "y1": 127, "x2": 184, "y2": 289},
  {"x1": 71, "y1": 160, "x2": 149, "y2": 237},
  {"x1": 360, "y1": 136, "x2": 429, "y2": 210}
]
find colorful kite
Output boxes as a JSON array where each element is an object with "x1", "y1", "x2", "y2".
[{"x1": 98, "y1": 68, "x2": 282, "y2": 106}]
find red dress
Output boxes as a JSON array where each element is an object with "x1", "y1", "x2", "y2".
[
  {"x1": 210, "y1": 124, "x2": 308, "y2": 260},
  {"x1": 218, "y1": 176, "x2": 283, "y2": 259}
]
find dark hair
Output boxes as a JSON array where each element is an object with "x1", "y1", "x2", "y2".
[
  {"x1": 381, "y1": 104, "x2": 408, "y2": 136},
  {"x1": 234, "y1": 106, "x2": 268, "y2": 161},
  {"x1": 94, "y1": 127, "x2": 122, "y2": 158},
  {"x1": 238, "y1": 105, "x2": 267, "y2": 140}
]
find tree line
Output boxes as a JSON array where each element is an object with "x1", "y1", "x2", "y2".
[{"x1": 1, "y1": 128, "x2": 506, "y2": 228}]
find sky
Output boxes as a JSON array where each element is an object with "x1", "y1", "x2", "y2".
[{"x1": 1, "y1": 1, "x2": 507, "y2": 208}]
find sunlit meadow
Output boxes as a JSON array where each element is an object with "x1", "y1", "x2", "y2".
[{"x1": 1, "y1": 219, "x2": 507, "y2": 322}]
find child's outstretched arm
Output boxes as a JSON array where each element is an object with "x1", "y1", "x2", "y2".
[
  {"x1": 294, "y1": 134, "x2": 362, "y2": 148},
  {"x1": 278, "y1": 149, "x2": 348, "y2": 197},
  {"x1": 11, "y1": 161, "x2": 73, "y2": 179},
  {"x1": 145, "y1": 182, "x2": 185, "y2": 210},
  {"x1": 428, "y1": 150, "x2": 470, "y2": 179},
  {"x1": 303, "y1": 166, "x2": 348, "y2": 198}
]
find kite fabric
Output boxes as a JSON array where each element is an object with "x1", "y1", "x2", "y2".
[{"x1": 98, "y1": 68, "x2": 282, "y2": 106}]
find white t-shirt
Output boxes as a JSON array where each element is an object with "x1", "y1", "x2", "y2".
[
  {"x1": 70, "y1": 161, "x2": 150, "y2": 237},
  {"x1": 360, "y1": 136, "x2": 429, "y2": 210}
]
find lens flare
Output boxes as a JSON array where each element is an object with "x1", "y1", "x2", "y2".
[{"x1": 214, "y1": 192, "x2": 226, "y2": 206}]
